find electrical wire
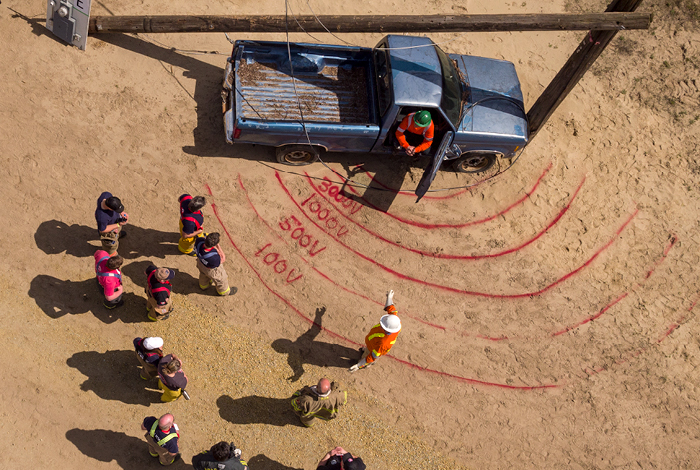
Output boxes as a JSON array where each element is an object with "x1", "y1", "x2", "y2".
[
  {"x1": 280, "y1": 0, "x2": 528, "y2": 193},
  {"x1": 300, "y1": 0, "x2": 472, "y2": 51},
  {"x1": 140, "y1": 3, "x2": 528, "y2": 194}
]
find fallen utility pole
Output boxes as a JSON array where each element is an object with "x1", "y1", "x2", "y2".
[
  {"x1": 88, "y1": 12, "x2": 650, "y2": 34},
  {"x1": 526, "y1": 0, "x2": 644, "y2": 139}
]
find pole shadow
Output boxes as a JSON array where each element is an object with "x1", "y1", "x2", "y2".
[
  {"x1": 29, "y1": 275, "x2": 147, "y2": 324},
  {"x1": 66, "y1": 350, "x2": 161, "y2": 405},
  {"x1": 34, "y1": 220, "x2": 179, "y2": 259},
  {"x1": 271, "y1": 307, "x2": 359, "y2": 382},
  {"x1": 246, "y1": 454, "x2": 304, "y2": 470},
  {"x1": 120, "y1": 259, "x2": 208, "y2": 296},
  {"x1": 66, "y1": 428, "x2": 189, "y2": 470},
  {"x1": 216, "y1": 395, "x2": 303, "y2": 427}
]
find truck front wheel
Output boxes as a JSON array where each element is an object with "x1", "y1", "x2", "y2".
[
  {"x1": 276, "y1": 145, "x2": 321, "y2": 166},
  {"x1": 452, "y1": 152, "x2": 497, "y2": 173}
]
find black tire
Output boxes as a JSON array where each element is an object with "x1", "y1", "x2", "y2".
[
  {"x1": 275, "y1": 145, "x2": 320, "y2": 166},
  {"x1": 452, "y1": 152, "x2": 497, "y2": 174}
]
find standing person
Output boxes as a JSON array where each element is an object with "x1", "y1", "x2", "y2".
[
  {"x1": 291, "y1": 378, "x2": 347, "y2": 427},
  {"x1": 157, "y1": 354, "x2": 188, "y2": 402},
  {"x1": 316, "y1": 447, "x2": 366, "y2": 470},
  {"x1": 133, "y1": 336, "x2": 164, "y2": 380},
  {"x1": 94, "y1": 249, "x2": 124, "y2": 309},
  {"x1": 192, "y1": 441, "x2": 247, "y2": 470},
  {"x1": 178, "y1": 194, "x2": 206, "y2": 256},
  {"x1": 141, "y1": 413, "x2": 180, "y2": 466},
  {"x1": 394, "y1": 110, "x2": 434, "y2": 156},
  {"x1": 349, "y1": 290, "x2": 401, "y2": 372},
  {"x1": 95, "y1": 192, "x2": 128, "y2": 256},
  {"x1": 195, "y1": 233, "x2": 237, "y2": 296},
  {"x1": 145, "y1": 265, "x2": 175, "y2": 321}
]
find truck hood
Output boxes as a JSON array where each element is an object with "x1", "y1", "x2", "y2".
[{"x1": 450, "y1": 54, "x2": 528, "y2": 142}]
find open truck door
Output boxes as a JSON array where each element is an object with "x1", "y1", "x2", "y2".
[{"x1": 415, "y1": 131, "x2": 454, "y2": 202}]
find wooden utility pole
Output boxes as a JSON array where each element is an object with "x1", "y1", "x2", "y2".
[
  {"x1": 526, "y1": 0, "x2": 644, "y2": 139},
  {"x1": 88, "y1": 13, "x2": 650, "y2": 34}
]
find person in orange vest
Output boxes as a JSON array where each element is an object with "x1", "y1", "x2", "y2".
[
  {"x1": 349, "y1": 290, "x2": 401, "y2": 372},
  {"x1": 395, "y1": 110, "x2": 434, "y2": 156}
]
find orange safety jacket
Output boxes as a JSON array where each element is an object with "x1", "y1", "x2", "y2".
[
  {"x1": 364, "y1": 305, "x2": 400, "y2": 364},
  {"x1": 395, "y1": 113, "x2": 435, "y2": 153}
]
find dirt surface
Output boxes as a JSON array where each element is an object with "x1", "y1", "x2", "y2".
[{"x1": 1, "y1": 0, "x2": 700, "y2": 469}]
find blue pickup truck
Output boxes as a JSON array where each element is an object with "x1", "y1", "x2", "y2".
[{"x1": 222, "y1": 35, "x2": 528, "y2": 199}]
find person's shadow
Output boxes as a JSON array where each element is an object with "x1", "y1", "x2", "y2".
[
  {"x1": 246, "y1": 454, "x2": 304, "y2": 470},
  {"x1": 35, "y1": 220, "x2": 178, "y2": 259},
  {"x1": 28, "y1": 275, "x2": 146, "y2": 323},
  {"x1": 217, "y1": 395, "x2": 303, "y2": 427},
  {"x1": 66, "y1": 428, "x2": 189, "y2": 470},
  {"x1": 271, "y1": 307, "x2": 359, "y2": 382},
  {"x1": 120, "y1": 259, "x2": 208, "y2": 296},
  {"x1": 66, "y1": 350, "x2": 161, "y2": 405}
]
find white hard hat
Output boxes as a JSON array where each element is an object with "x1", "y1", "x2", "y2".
[
  {"x1": 380, "y1": 314, "x2": 401, "y2": 333},
  {"x1": 143, "y1": 337, "x2": 164, "y2": 350}
]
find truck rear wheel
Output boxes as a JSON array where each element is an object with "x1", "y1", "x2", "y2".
[
  {"x1": 275, "y1": 145, "x2": 320, "y2": 166},
  {"x1": 452, "y1": 153, "x2": 497, "y2": 174}
]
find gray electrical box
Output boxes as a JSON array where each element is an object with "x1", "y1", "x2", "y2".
[
  {"x1": 46, "y1": 0, "x2": 91, "y2": 50},
  {"x1": 52, "y1": 2, "x2": 76, "y2": 44}
]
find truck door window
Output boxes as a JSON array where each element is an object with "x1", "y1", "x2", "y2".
[{"x1": 374, "y1": 45, "x2": 392, "y2": 118}]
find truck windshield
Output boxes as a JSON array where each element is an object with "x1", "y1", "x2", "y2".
[{"x1": 434, "y1": 45, "x2": 461, "y2": 127}]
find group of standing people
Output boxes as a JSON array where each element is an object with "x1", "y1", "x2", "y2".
[
  {"x1": 93, "y1": 191, "x2": 236, "y2": 318},
  {"x1": 90, "y1": 191, "x2": 407, "y2": 468}
]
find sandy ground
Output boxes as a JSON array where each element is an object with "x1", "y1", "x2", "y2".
[{"x1": 1, "y1": 0, "x2": 699, "y2": 468}]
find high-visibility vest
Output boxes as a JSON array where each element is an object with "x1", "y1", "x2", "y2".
[
  {"x1": 96, "y1": 256, "x2": 122, "y2": 281},
  {"x1": 149, "y1": 421, "x2": 177, "y2": 447},
  {"x1": 364, "y1": 305, "x2": 400, "y2": 364}
]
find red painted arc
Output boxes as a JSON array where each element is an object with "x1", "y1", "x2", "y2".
[
  {"x1": 586, "y1": 293, "x2": 699, "y2": 376},
  {"x1": 238, "y1": 176, "x2": 288, "y2": 246},
  {"x1": 236, "y1": 175, "x2": 451, "y2": 332},
  {"x1": 332, "y1": 162, "x2": 553, "y2": 229},
  {"x1": 240, "y1": 174, "x2": 668, "y2": 342},
  {"x1": 277, "y1": 171, "x2": 639, "y2": 299},
  {"x1": 550, "y1": 236, "x2": 678, "y2": 338},
  {"x1": 359, "y1": 169, "x2": 472, "y2": 200},
  {"x1": 550, "y1": 293, "x2": 629, "y2": 337},
  {"x1": 306, "y1": 173, "x2": 586, "y2": 260},
  {"x1": 204, "y1": 183, "x2": 558, "y2": 389}
]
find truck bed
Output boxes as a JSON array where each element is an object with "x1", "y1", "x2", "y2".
[{"x1": 234, "y1": 41, "x2": 376, "y2": 124}]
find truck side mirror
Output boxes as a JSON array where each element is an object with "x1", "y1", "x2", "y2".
[{"x1": 415, "y1": 131, "x2": 454, "y2": 202}]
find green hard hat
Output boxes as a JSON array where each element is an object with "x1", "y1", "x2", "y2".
[{"x1": 413, "y1": 111, "x2": 432, "y2": 127}]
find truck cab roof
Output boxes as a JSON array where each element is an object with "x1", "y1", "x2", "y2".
[
  {"x1": 385, "y1": 35, "x2": 443, "y2": 109},
  {"x1": 382, "y1": 34, "x2": 527, "y2": 145}
]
